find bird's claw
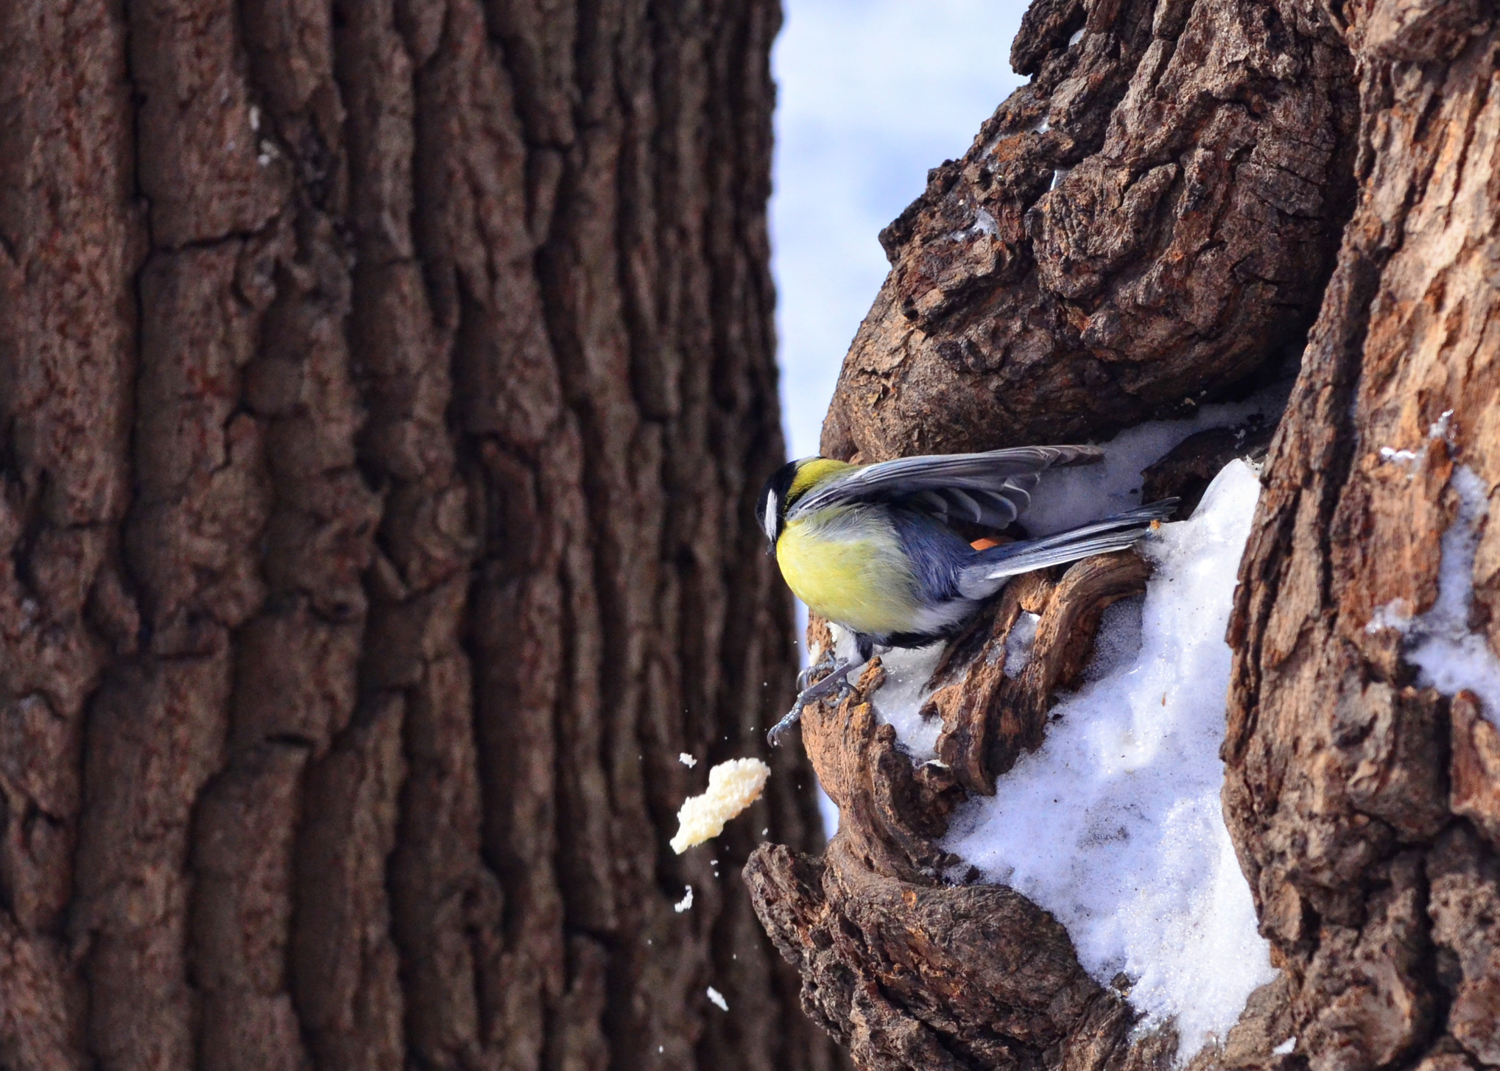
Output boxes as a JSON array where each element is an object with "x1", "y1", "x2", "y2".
[
  {"x1": 766, "y1": 701, "x2": 806, "y2": 748},
  {"x1": 767, "y1": 675, "x2": 831, "y2": 748},
  {"x1": 768, "y1": 657, "x2": 859, "y2": 747},
  {"x1": 796, "y1": 649, "x2": 837, "y2": 692}
]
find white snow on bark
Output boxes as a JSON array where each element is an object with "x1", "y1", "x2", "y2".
[
  {"x1": 941, "y1": 461, "x2": 1275, "y2": 1060},
  {"x1": 1367, "y1": 464, "x2": 1500, "y2": 723}
]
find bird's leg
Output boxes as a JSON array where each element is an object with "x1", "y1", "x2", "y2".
[
  {"x1": 849, "y1": 634, "x2": 876, "y2": 695},
  {"x1": 796, "y1": 646, "x2": 837, "y2": 691},
  {"x1": 769, "y1": 634, "x2": 881, "y2": 747},
  {"x1": 767, "y1": 658, "x2": 859, "y2": 747}
]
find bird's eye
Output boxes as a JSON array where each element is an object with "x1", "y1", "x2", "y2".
[{"x1": 763, "y1": 490, "x2": 778, "y2": 542}]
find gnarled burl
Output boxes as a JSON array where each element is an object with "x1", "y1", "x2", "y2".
[
  {"x1": 751, "y1": 1, "x2": 1500, "y2": 1070},
  {"x1": 820, "y1": 0, "x2": 1356, "y2": 462}
]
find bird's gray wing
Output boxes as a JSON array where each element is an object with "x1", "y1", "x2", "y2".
[{"x1": 789, "y1": 445, "x2": 1102, "y2": 529}]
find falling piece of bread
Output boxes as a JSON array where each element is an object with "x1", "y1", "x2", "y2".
[{"x1": 670, "y1": 758, "x2": 771, "y2": 853}]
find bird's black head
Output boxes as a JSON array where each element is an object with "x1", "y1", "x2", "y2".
[{"x1": 756, "y1": 460, "x2": 801, "y2": 549}]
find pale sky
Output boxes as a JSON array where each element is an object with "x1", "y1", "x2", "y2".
[{"x1": 770, "y1": 0, "x2": 1031, "y2": 461}]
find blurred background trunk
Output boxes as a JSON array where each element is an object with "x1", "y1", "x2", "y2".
[
  {"x1": 751, "y1": 2, "x2": 1500, "y2": 1071},
  {"x1": 0, "y1": 0, "x2": 841, "y2": 1068}
]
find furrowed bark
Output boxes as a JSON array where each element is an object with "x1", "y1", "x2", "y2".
[
  {"x1": 1225, "y1": 6, "x2": 1500, "y2": 1070},
  {"x1": 0, "y1": 0, "x2": 140, "y2": 1064},
  {"x1": 0, "y1": 0, "x2": 839, "y2": 1068}
]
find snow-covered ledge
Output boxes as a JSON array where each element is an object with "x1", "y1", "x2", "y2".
[
  {"x1": 829, "y1": 422, "x2": 1284, "y2": 1060},
  {"x1": 749, "y1": 397, "x2": 1300, "y2": 1070},
  {"x1": 943, "y1": 461, "x2": 1273, "y2": 1059}
]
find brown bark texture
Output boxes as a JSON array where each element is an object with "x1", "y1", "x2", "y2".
[
  {"x1": 1226, "y1": 4, "x2": 1500, "y2": 1070},
  {"x1": 748, "y1": 2, "x2": 1500, "y2": 1071},
  {"x1": 0, "y1": 1, "x2": 842, "y2": 1069}
]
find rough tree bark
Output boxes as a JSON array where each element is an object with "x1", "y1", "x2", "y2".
[
  {"x1": 1226, "y1": 5, "x2": 1500, "y2": 1069},
  {"x1": 749, "y1": 2, "x2": 1500, "y2": 1071},
  {"x1": 0, "y1": 1, "x2": 841, "y2": 1069}
]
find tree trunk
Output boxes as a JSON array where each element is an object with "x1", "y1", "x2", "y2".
[
  {"x1": 1225, "y1": 5, "x2": 1500, "y2": 1068},
  {"x1": 749, "y1": 2, "x2": 1500, "y2": 1071},
  {"x1": 0, "y1": 1, "x2": 840, "y2": 1069}
]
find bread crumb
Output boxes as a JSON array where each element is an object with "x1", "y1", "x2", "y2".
[
  {"x1": 678, "y1": 752, "x2": 697, "y2": 767},
  {"x1": 706, "y1": 986, "x2": 728, "y2": 1012},
  {"x1": 673, "y1": 885, "x2": 693, "y2": 913},
  {"x1": 670, "y1": 758, "x2": 771, "y2": 853}
]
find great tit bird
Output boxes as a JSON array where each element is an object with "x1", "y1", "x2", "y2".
[{"x1": 757, "y1": 446, "x2": 1177, "y2": 745}]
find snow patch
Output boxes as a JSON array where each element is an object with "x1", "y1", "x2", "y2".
[
  {"x1": 942, "y1": 461, "x2": 1275, "y2": 1060},
  {"x1": 869, "y1": 642, "x2": 949, "y2": 763},
  {"x1": 1082, "y1": 596, "x2": 1145, "y2": 684},
  {"x1": 946, "y1": 207, "x2": 1001, "y2": 243},
  {"x1": 1366, "y1": 465, "x2": 1500, "y2": 722},
  {"x1": 1377, "y1": 409, "x2": 1453, "y2": 477},
  {"x1": 1005, "y1": 611, "x2": 1041, "y2": 676},
  {"x1": 1019, "y1": 379, "x2": 1288, "y2": 537}
]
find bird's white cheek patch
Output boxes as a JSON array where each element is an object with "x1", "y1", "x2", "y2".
[{"x1": 763, "y1": 490, "x2": 778, "y2": 541}]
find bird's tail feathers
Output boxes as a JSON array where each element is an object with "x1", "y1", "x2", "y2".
[{"x1": 958, "y1": 499, "x2": 1178, "y2": 599}]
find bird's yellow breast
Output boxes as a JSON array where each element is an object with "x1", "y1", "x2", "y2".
[{"x1": 775, "y1": 510, "x2": 919, "y2": 637}]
